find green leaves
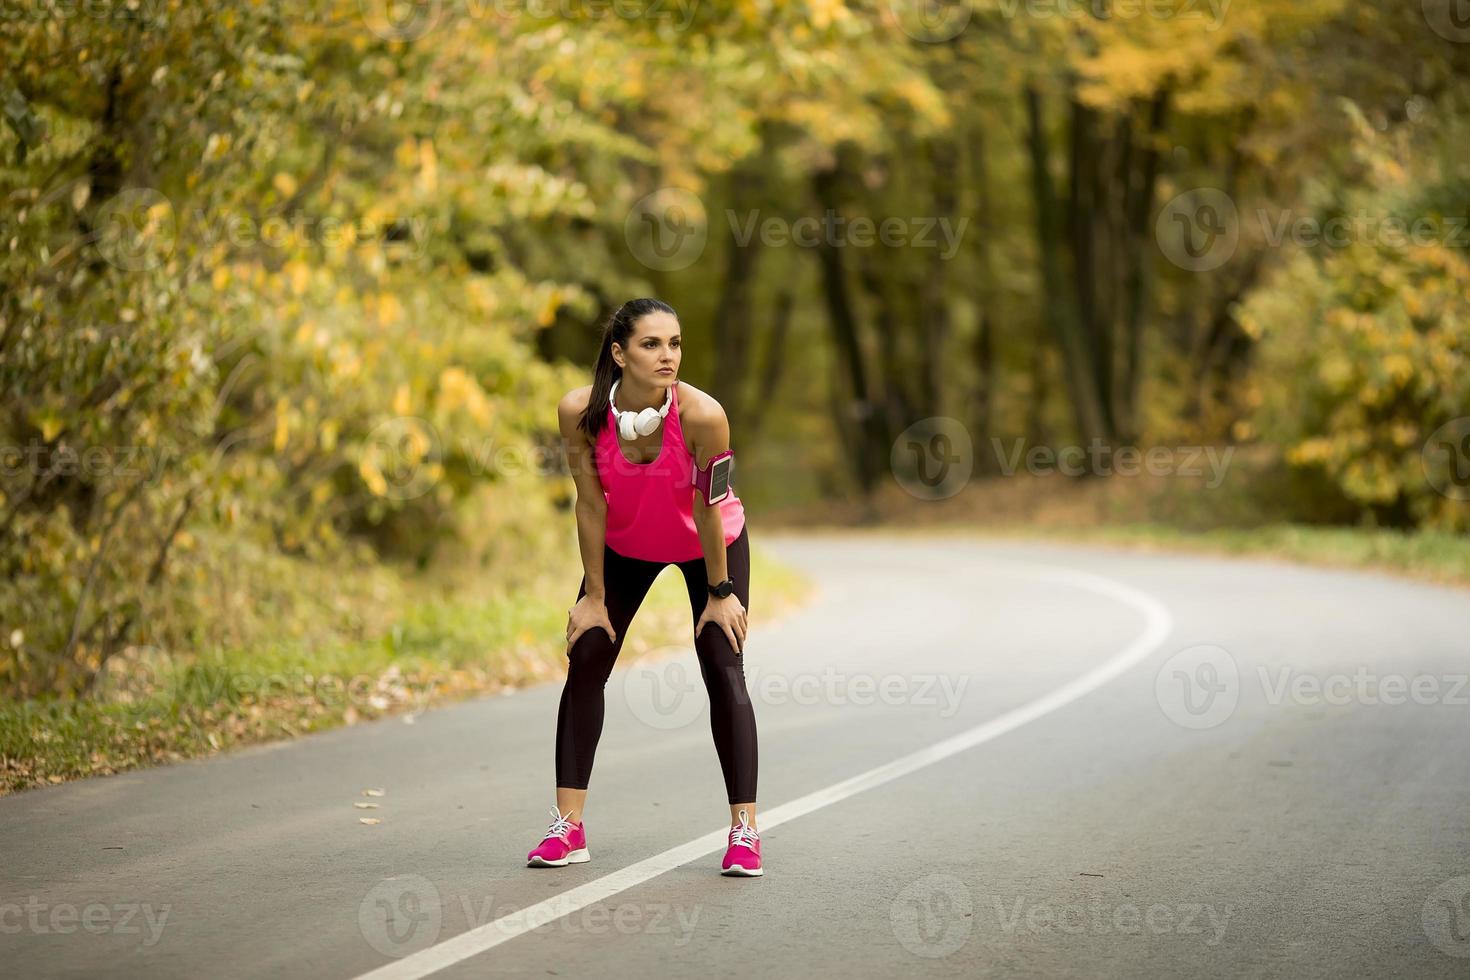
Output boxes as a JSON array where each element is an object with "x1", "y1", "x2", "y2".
[{"x1": 2, "y1": 87, "x2": 43, "y2": 165}]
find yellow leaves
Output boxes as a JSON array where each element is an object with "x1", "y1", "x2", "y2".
[
  {"x1": 359, "y1": 457, "x2": 388, "y2": 498},
  {"x1": 395, "y1": 138, "x2": 419, "y2": 171},
  {"x1": 1237, "y1": 310, "x2": 1263, "y2": 341},
  {"x1": 736, "y1": 0, "x2": 765, "y2": 26},
  {"x1": 1381, "y1": 353, "x2": 1413, "y2": 388},
  {"x1": 808, "y1": 0, "x2": 846, "y2": 30},
  {"x1": 438, "y1": 366, "x2": 495, "y2": 427},
  {"x1": 273, "y1": 397, "x2": 291, "y2": 453},
  {"x1": 273, "y1": 172, "x2": 299, "y2": 198},
  {"x1": 286, "y1": 260, "x2": 311, "y2": 296},
  {"x1": 1341, "y1": 456, "x2": 1398, "y2": 504},
  {"x1": 393, "y1": 384, "x2": 413, "y2": 416},
  {"x1": 465, "y1": 279, "x2": 499, "y2": 317},
  {"x1": 418, "y1": 140, "x2": 438, "y2": 194},
  {"x1": 1287, "y1": 437, "x2": 1333, "y2": 466},
  {"x1": 1389, "y1": 422, "x2": 1419, "y2": 449},
  {"x1": 211, "y1": 266, "x2": 230, "y2": 291},
  {"x1": 35, "y1": 411, "x2": 64, "y2": 441},
  {"x1": 1316, "y1": 353, "x2": 1354, "y2": 392},
  {"x1": 376, "y1": 292, "x2": 404, "y2": 328},
  {"x1": 537, "y1": 288, "x2": 561, "y2": 327},
  {"x1": 391, "y1": 382, "x2": 414, "y2": 414},
  {"x1": 895, "y1": 78, "x2": 950, "y2": 130},
  {"x1": 359, "y1": 422, "x2": 431, "y2": 499}
]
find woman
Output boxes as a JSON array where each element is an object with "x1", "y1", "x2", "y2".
[{"x1": 524, "y1": 298, "x2": 763, "y2": 877}]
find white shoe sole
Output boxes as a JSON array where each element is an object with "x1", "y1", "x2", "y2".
[
  {"x1": 528, "y1": 848, "x2": 590, "y2": 867},
  {"x1": 720, "y1": 864, "x2": 763, "y2": 877}
]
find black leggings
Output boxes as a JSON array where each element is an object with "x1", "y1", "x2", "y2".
[{"x1": 555, "y1": 523, "x2": 757, "y2": 804}]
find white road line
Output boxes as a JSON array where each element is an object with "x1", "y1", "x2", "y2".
[{"x1": 353, "y1": 561, "x2": 1175, "y2": 980}]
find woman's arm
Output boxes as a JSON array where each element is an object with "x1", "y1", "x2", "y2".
[
  {"x1": 558, "y1": 389, "x2": 608, "y2": 599},
  {"x1": 685, "y1": 397, "x2": 731, "y2": 589},
  {"x1": 685, "y1": 393, "x2": 747, "y2": 652}
]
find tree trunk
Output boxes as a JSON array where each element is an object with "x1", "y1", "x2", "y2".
[
  {"x1": 1116, "y1": 89, "x2": 1169, "y2": 443},
  {"x1": 1025, "y1": 84, "x2": 1109, "y2": 448},
  {"x1": 711, "y1": 162, "x2": 765, "y2": 419},
  {"x1": 812, "y1": 147, "x2": 885, "y2": 494}
]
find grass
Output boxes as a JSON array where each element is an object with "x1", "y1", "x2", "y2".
[
  {"x1": 1019, "y1": 522, "x2": 1470, "y2": 587},
  {"x1": 759, "y1": 464, "x2": 1470, "y2": 591},
  {"x1": 780, "y1": 519, "x2": 1470, "y2": 590},
  {"x1": 0, "y1": 541, "x2": 814, "y2": 796}
]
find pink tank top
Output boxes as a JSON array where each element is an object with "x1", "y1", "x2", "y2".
[{"x1": 596, "y1": 383, "x2": 746, "y2": 563}]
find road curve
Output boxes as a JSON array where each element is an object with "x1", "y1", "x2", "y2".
[{"x1": 2, "y1": 532, "x2": 1468, "y2": 978}]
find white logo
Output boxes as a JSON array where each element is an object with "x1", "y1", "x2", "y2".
[
  {"x1": 1155, "y1": 644, "x2": 1239, "y2": 729},
  {"x1": 358, "y1": 875, "x2": 443, "y2": 957},
  {"x1": 622, "y1": 650, "x2": 705, "y2": 730},
  {"x1": 891, "y1": 873, "x2": 973, "y2": 957},
  {"x1": 624, "y1": 188, "x2": 708, "y2": 272}
]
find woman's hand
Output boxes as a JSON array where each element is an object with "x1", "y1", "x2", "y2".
[
  {"x1": 696, "y1": 594, "x2": 748, "y2": 654},
  {"x1": 566, "y1": 595, "x2": 616, "y2": 654}
]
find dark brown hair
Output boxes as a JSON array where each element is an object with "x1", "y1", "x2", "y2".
[{"x1": 578, "y1": 298, "x2": 678, "y2": 439}]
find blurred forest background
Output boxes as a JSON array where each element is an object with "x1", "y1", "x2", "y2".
[{"x1": 1, "y1": 1, "x2": 1467, "y2": 783}]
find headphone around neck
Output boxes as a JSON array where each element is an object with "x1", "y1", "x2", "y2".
[{"x1": 608, "y1": 378, "x2": 673, "y2": 441}]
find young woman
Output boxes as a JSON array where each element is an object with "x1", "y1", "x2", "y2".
[{"x1": 525, "y1": 298, "x2": 763, "y2": 877}]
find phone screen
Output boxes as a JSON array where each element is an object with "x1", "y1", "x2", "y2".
[{"x1": 708, "y1": 457, "x2": 731, "y2": 500}]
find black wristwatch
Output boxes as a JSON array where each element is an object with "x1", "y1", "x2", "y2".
[{"x1": 707, "y1": 578, "x2": 735, "y2": 599}]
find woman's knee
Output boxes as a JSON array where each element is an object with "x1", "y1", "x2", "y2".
[{"x1": 567, "y1": 631, "x2": 618, "y2": 683}]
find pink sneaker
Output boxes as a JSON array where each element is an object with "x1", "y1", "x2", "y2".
[
  {"x1": 720, "y1": 808, "x2": 762, "y2": 876},
  {"x1": 526, "y1": 806, "x2": 589, "y2": 867}
]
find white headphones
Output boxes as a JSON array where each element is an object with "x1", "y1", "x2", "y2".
[{"x1": 608, "y1": 378, "x2": 673, "y2": 441}]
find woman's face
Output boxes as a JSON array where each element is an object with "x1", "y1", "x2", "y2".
[{"x1": 614, "y1": 311, "x2": 681, "y2": 385}]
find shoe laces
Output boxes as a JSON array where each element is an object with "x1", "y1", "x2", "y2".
[
  {"x1": 541, "y1": 805, "x2": 577, "y2": 843},
  {"x1": 728, "y1": 808, "x2": 759, "y2": 848}
]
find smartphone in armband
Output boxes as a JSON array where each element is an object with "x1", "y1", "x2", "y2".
[{"x1": 694, "y1": 449, "x2": 735, "y2": 505}]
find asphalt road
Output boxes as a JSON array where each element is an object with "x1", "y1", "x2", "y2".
[{"x1": 4, "y1": 533, "x2": 1470, "y2": 978}]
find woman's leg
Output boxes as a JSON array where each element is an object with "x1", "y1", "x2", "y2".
[
  {"x1": 554, "y1": 544, "x2": 664, "y2": 821},
  {"x1": 678, "y1": 524, "x2": 758, "y2": 824}
]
